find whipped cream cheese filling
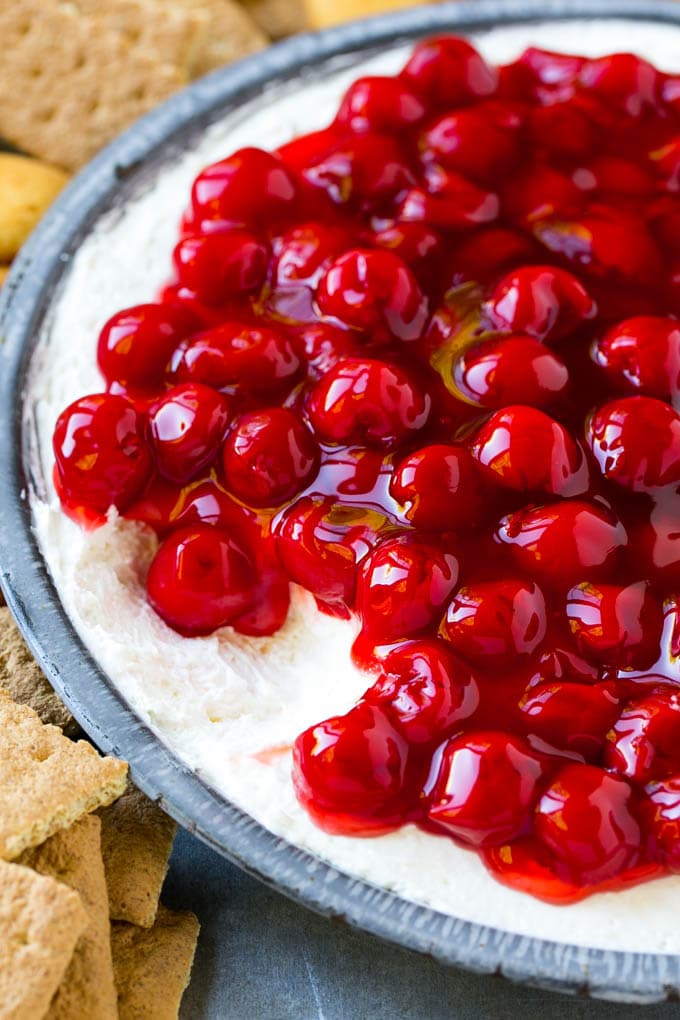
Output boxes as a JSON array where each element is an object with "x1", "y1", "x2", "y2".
[{"x1": 27, "y1": 19, "x2": 680, "y2": 952}]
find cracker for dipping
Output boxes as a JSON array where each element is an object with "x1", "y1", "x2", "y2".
[
  {"x1": 0, "y1": 689, "x2": 128, "y2": 861},
  {"x1": 0, "y1": 858, "x2": 88, "y2": 1020},
  {"x1": 100, "y1": 783, "x2": 177, "y2": 928},
  {"x1": 20, "y1": 816, "x2": 117, "y2": 1019},
  {"x1": 243, "y1": 0, "x2": 307, "y2": 38},
  {"x1": 173, "y1": 0, "x2": 267, "y2": 76},
  {"x1": 112, "y1": 905, "x2": 200, "y2": 1020},
  {"x1": 0, "y1": 153, "x2": 68, "y2": 262},
  {"x1": 73, "y1": 0, "x2": 208, "y2": 76},
  {"x1": 0, "y1": 607, "x2": 79, "y2": 737},
  {"x1": 0, "y1": 1, "x2": 186, "y2": 171}
]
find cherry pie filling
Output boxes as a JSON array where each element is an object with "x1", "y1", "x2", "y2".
[{"x1": 52, "y1": 36, "x2": 680, "y2": 903}]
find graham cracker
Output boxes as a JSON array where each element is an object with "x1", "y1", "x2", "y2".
[
  {"x1": 20, "y1": 816, "x2": 117, "y2": 1020},
  {"x1": 0, "y1": 153, "x2": 68, "y2": 261},
  {"x1": 243, "y1": 0, "x2": 307, "y2": 38},
  {"x1": 0, "y1": 1, "x2": 186, "y2": 171},
  {"x1": 111, "y1": 905, "x2": 200, "y2": 1020},
  {"x1": 0, "y1": 689, "x2": 128, "y2": 861},
  {"x1": 0, "y1": 266, "x2": 9, "y2": 287},
  {"x1": 72, "y1": 0, "x2": 209, "y2": 75},
  {"x1": 0, "y1": 607, "x2": 79, "y2": 737},
  {"x1": 173, "y1": 0, "x2": 267, "y2": 77},
  {"x1": 0, "y1": 858, "x2": 88, "y2": 1020},
  {"x1": 100, "y1": 784, "x2": 177, "y2": 928}
]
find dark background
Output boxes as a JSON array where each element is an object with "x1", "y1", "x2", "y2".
[{"x1": 166, "y1": 829, "x2": 677, "y2": 1018}]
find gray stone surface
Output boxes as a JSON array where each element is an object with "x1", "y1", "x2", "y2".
[{"x1": 165, "y1": 829, "x2": 678, "y2": 1019}]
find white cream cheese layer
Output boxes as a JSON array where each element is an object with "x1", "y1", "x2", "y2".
[{"x1": 27, "y1": 20, "x2": 680, "y2": 952}]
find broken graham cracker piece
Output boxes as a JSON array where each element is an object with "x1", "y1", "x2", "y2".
[
  {"x1": 100, "y1": 783, "x2": 177, "y2": 928},
  {"x1": 173, "y1": 0, "x2": 267, "y2": 77},
  {"x1": 112, "y1": 905, "x2": 200, "y2": 1020},
  {"x1": 0, "y1": 607, "x2": 79, "y2": 737},
  {"x1": 0, "y1": 689, "x2": 128, "y2": 861},
  {"x1": 242, "y1": 0, "x2": 307, "y2": 39},
  {"x1": 0, "y1": 1, "x2": 186, "y2": 171},
  {"x1": 0, "y1": 858, "x2": 88, "y2": 1020},
  {"x1": 20, "y1": 816, "x2": 117, "y2": 1020},
  {"x1": 72, "y1": 0, "x2": 209, "y2": 77},
  {"x1": 0, "y1": 153, "x2": 69, "y2": 262}
]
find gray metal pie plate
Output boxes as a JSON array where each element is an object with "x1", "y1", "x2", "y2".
[{"x1": 2, "y1": 0, "x2": 680, "y2": 1002}]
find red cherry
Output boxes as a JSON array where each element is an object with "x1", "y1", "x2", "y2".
[
  {"x1": 534, "y1": 211, "x2": 662, "y2": 288},
  {"x1": 534, "y1": 764, "x2": 642, "y2": 884},
  {"x1": 519, "y1": 47, "x2": 585, "y2": 96},
  {"x1": 365, "y1": 639, "x2": 479, "y2": 745},
  {"x1": 605, "y1": 694, "x2": 680, "y2": 783},
  {"x1": 592, "y1": 316, "x2": 680, "y2": 402},
  {"x1": 190, "y1": 147, "x2": 297, "y2": 228},
  {"x1": 293, "y1": 702, "x2": 414, "y2": 834},
  {"x1": 148, "y1": 383, "x2": 230, "y2": 484},
  {"x1": 578, "y1": 156, "x2": 655, "y2": 198},
  {"x1": 170, "y1": 322, "x2": 302, "y2": 395},
  {"x1": 335, "y1": 76, "x2": 425, "y2": 134},
  {"x1": 419, "y1": 103, "x2": 520, "y2": 186},
  {"x1": 629, "y1": 492, "x2": 680, "y2": 589},
  {"x1": 401, "y1": 36, "x2": 498, "y2": 106},
  {"x1": 389, "y1": 443, "x2": 484, "y2": 531},
  {"x1": 301, "y1": 134, "x2": 415, "y2": 207},
  {"x1": 587, "y1": 396, "x2": 680, "y2": 492},
  {"x1": 649, "y1": 138, "x2": 680, "y2": 193},
  {"x1": 317, "y1": 248, "x2": 428, "y2": 342},
  {"x1": 368, "y1": 221, "x2": 442, "y2": 272},
  {"x1": 399, "y1": 173, "x2": 499, "y2": 231},
  {"x1": 641, "y1": 778, "x2": 680, "y2": 870},
  {"x1": 446, "y1": 227, "x2": 540, "y2": 286},
  {"x1": 485, "y1": 265, "x2": 596, "y2": 341},
  {"x1": 147, "y1": 524, "x2": 256, "y2": 636},
  {"x1": 518, "y1": 682, "x2": 620, "y2": 760},
  {"x1": 471, "y1": 405, "x2": 589, "y2": 498},
  {"x1": 173, "y1": 232, "x2": 267, "y2": 305},
  {"x1": 273, "y1": 222, "x2": 350, "y2": 287},
  {"x1": 97, "y1": 303, "x2": 190, "y2": 388},
  {"x1": 297, "y1": 322, "x2": 359, "y2": 380},
  {"x1": 307, "y1": 358, "x2": 430, "y2": 448},
  {"x1": 579, "y1": 53, "x2": 661, "y2": 116},
  {"x1": 455, "y1": 336, "x2": 570, "y2": 410},
  {"x1": 53, "y1": 393, "x2": 152, "y2": 514},
  {"x1": 566, "y1": 581, "x2": 664, "y2": 671},
  {"x1": 427, "y1": 731, "x2": 543, "y2": 847},
  {"x1": 496, "y1": 500, "x2": 627, "y2": 589},
  {"x1": 528, "y1": 101, "x2": 595, "y2": 159},
  {"x1": 443, "y1": 579, "x2": 547, "y2": 666},
  {"x1": 222, "y1": 408, "x2": 319, "y2": 508},
  {"x1": 502, "y1": 164, "x2": 583, "y2": 224},
  {"x1": 530, "y1": 644, "x2": 601, "y2": 686},
  {"x1": 274, "y1": 496, "x2": 389, "y2": 615},
  {"x1": 357, "y1": 535, "x2": 459, "y2": 643}
]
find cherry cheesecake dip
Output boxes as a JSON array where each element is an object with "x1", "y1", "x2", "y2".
[{"x1": 28, "y1": 18, "x2": 680, "y2": 952}]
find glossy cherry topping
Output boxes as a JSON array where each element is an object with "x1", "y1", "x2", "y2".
[{"x1": 53, "y1": 36, "x2": 680, "y2": 903}]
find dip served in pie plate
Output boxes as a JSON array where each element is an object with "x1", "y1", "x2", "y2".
[{"x1": 25, "y1": 14, "x2": 680, "y2": 958}]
